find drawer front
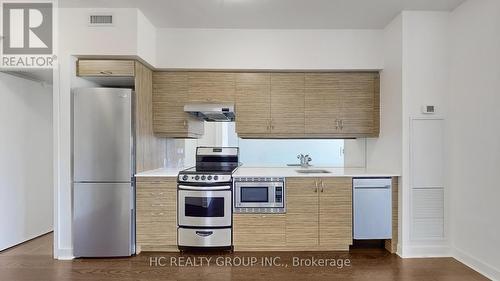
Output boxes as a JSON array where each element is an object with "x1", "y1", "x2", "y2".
[
  {"x1": 178, "y1": 228, "x2": 231, "y2": 247},
  {"x1": 77, "y1": 60, "x2": 135, "y2": 76},
  {"x1": 233, "y1": 214, "x2": 285, "y2": 249}
]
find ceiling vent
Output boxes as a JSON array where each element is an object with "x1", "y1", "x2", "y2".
[{"x1": 89, "y1": 14, "x2": 113, "y2": 26}]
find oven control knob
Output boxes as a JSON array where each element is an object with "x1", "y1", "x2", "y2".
[
  {"x1": 201, "y1": 175, "x2": 206, "y2": 180},
  {"x1": 214, "y1": 175, "x2": 219, "y2": 181},
  {"x1": 195, "y1": 175, "x2": 200, "y2": 180},
  {"x1": 207, "y1": 176, "x2": 212, "y2": 180},
  {"x1": 182, "y1": 175, "x2": 188, "y2": 181}
]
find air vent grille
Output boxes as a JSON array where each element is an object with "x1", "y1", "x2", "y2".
[{"x1": 89, "y1": 15, "x2": 113, "y2": 25}]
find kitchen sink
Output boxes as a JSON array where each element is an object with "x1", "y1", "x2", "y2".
[{"x1": 295, "y1": 169, "x2": 331, "y2": 174}]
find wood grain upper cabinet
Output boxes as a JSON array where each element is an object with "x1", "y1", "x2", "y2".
[
  {"x1": 305, "y1": 72, "x2": 380, "y2": 137},
  {"x1": 77, "y1": 59, "x2": 135, "y2": 77},
  {"x1": 136, "y1": 177, "x2": 177, "y2": 252},
  {"x1": 305, "y1": 73, "x2": 342, "y2": 135},
  {"x1": 270, "y1": 73, "x2": 305, "y2": 136},
  {"x1": 337, "y1": 73, "x2": 379, "y2": 136},
  {"x1": 187, "y1": 72, "x2": 235, "y2": 103},
  {"x1": 286, "y1": 178, "x2": 319, "y2": 247},
  {"x1": 318, "y1": 177, "x2": 352, "y2": 250},
  {"x1": 152, "y1": 72, "x2": 204, "y2": 138},
  {"x1": 235, "y1": 73, "x2": 271, "y2": 136}
]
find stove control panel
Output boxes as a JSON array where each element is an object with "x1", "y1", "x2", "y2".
[{"x1": 178, "y1": 174, "x2": 231, "y2": 183}]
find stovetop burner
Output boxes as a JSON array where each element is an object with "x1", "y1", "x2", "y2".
[{"x1": 178, "y1": 147, "x2": 239, "y2": 184}]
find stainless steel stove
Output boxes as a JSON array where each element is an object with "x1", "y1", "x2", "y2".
[{"x1": 177, "y1": 147, "x2": 239, "y2": 251}]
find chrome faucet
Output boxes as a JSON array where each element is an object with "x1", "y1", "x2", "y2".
[{"x1": 297, "y1": 154, "x2": 312, "y2": 168}]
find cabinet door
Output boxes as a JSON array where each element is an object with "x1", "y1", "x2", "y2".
[
  {"x1": 235, "y1": 73, "x2": 271, "y2": 136},
  {"x1": 152, "y1": 72, "x2": 203, "y2": 138},
  {"x1": 187, "y1": 72, "x2": 235, "y2": 103},
  {"x1": 305, "y1": 73, "x2": 342, "y2": 134},
  {"x1": 136, "y1": 178, "x2": 177, "y2": 251},
  {"x1": 337, "y1": 73, "x2": 378, "y2": 136},
  {"x1": 270, "y1": 73, "x2": 305, "y2": 136},
  {"x1": 286, "y1": 178, "x2": 319, "y2": 247},
  {"x1": 233, "y1": 214, "x2": 286, "y2": 250},
  {"x1": 319, "y1": 177, "x2": 352, "y2": 250},
  {"x1": 77, "y1": 60, "x2": 135, "y2": 76}
]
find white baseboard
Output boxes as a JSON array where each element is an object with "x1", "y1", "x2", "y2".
[
  {"x1": 453, "y1": 248, "x2": 500, "y2": 281},
  {"x1": 56, "y1": 248, "x2": 74, "y2": 260},
  {"x1": 401, "y1": 244, "x2": 452, "y2": 258}
]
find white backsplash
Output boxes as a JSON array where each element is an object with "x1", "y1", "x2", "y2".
[{"x1": 165, "y1": 122, "x2": 368, "y2": 168}]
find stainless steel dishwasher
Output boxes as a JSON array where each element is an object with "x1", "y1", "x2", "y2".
[{"x1": 353, "y1": 178, "x2": 392, "y2": 239}]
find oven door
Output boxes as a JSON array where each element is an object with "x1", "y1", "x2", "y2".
[
  {"x1": 235, "y1": 182, "x2": 276, "y2": 208},
  {"x1": 178, "y1": 186, "x2": 232, "y2": 227}
]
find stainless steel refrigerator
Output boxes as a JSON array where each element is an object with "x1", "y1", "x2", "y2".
[{"x1": 72, "y1": 88, "x2": 135, "y2": 257}]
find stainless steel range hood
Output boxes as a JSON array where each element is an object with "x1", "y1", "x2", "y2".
[{"x1": 184, "y1": 103, "x2": 235, "y2": 122}]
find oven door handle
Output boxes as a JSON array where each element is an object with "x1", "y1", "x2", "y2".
[{"x1": 178, "y1": 185, "x2": 231, "y2": 191}]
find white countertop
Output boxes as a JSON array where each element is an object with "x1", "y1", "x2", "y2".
[
  {"x1": 135, "y1": 167, "x2": 188, "y2": 177},
  {"x1": 233, "y1": 166, "x2": 399, "y2": 178},
  {"x1": 135, "y1": 166, "x2": 399, "y2": 178}
]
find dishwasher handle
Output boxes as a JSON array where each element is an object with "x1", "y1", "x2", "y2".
[{"x1": 353, "y1": 185, "x2": 391, "y2": 189}]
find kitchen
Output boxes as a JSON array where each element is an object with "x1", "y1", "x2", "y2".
[{"x1": 1, "y1": 0, "x2": 499, "y2": 280}]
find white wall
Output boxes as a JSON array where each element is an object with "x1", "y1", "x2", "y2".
[
  {"x1": 448, "y1": 0, "x2": 500, "y2": 279},
  {"x1": 136, "y1": 10, "x2": 157, "y2": 64},
  {"x1": 366, "y1": 14, "x2": 403, "y2": 174},
  {"x1": 400, "y1": 11, "x2": 450, "y2": 257},
  {"x1": 156, "y1": 28, "x2": 384, "y2": 69},
  {"x1": 0, "y1": 72, "x2": 53, "y2": 251},
  {"x1": 366, "y1": 11, "x2": 450, "y2": 257}
]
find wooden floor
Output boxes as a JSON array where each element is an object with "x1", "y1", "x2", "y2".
[{"x1": 0, "y1": 233, "x2": 489, "y2": 281}]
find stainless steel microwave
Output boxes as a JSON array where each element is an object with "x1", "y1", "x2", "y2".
[{"x1": 233, "y1": 177, "x2": 285, "y2": 213}]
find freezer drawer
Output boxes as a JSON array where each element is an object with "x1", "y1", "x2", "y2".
[
  {"x1": 73, "y1": 183, "x2": 134, "y2": 257},
  {"x1": 353, "y1": 178, "x2": 392, "y2": 240}
]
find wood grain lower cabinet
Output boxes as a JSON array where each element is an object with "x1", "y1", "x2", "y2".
[
  {"x1": 136, "y1": 177, "x2": 178, "y2": 252},
  {"x1": 76, "y1": 59, "x2": 135, "y2": 77},
  {"x1": 285, "y1": 178, "x2": 319, "y2": 247},
  {"x1": 285, "y1": 177, "x2": 352, "y2": 251},
  {"x1": 152, "y1": 72, "x2": 204, "y2": 138},
  {"x1": 319, "y1": 177, "x2": 352, "y2": 250},
  {"x1": 233, "y1": 214, "x2": 286, "y2": 251}
]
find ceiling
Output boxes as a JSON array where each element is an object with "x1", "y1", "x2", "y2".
[{"x1": 60, "y1": 0, "x2": 465, "y2": 29}]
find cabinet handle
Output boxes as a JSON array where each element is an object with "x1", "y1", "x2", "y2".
[
  {"x1": 266, "y1": 119, "x2": 271, "y2": 131},
  {"x1": 270, "y1": 118, "x2": 274, "y2": 130},
  {"x1": 151, "y1": 203, "x2": 165, "y2": 207},
  {"x1": 183, "y1": 119, "x2": 188, "y2": 128},
  {"x1": 151, "y1": 212, "x2": 164, "y2": 216},
  {"x1": 340, "y1": 120, "x2": 344, "y2": 130},
  {"x1": 149, "y1": 192, "x2": 165, "y2": 196},
  {"x1": 314, "y1": 180, "x2": 318, "y2": 193},
  {"x1": 335, "y1": 119, "x2": 339, "y2": 130},
  {"x1": 100, "y1": 70, "x2": 113, "y2": 75},
  {"x1": 321, "y1": 181, "x2": 325, "y2": 193}
]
